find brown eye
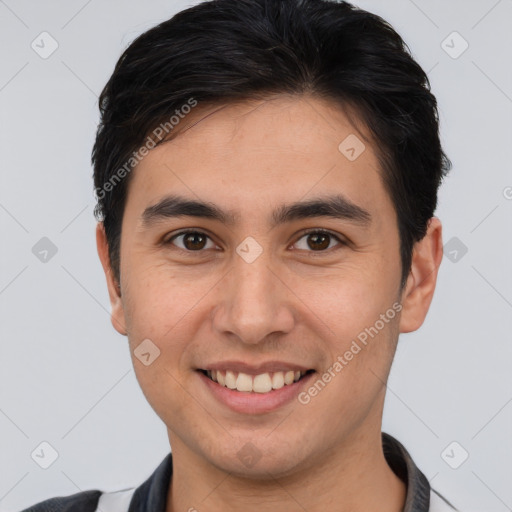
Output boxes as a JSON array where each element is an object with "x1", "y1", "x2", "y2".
[
  {"x1": 168, "y1": 231, "x2": 215, "y2": 251},
  {"x1": 294, "y1": 230, "x2": 343, "y2": 252},
  {"x1": 307, "y1": 232, "x2": 330, "y2": 250}
]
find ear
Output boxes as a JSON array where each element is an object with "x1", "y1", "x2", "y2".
[
  {"x1": 96, "y1": 222, "x2": 127, "y2": 336},
  {"x1": 399, "y1": 217, "x2": 443, "y2": 333}
]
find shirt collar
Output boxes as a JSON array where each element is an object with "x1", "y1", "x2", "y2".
[
  {"x1": 129, "y1": 432, "x2": 431, "y2": 512},
  {"x1": 382, "y1": 432, "x2": 431, "y2": 511},
  {"x1": 128, "y1": 451, "x2": 173, "y2": 512}
]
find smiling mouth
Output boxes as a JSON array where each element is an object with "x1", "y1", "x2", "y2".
[{"x1": 198, "y1": 368, "x2": 315, "y2": 393}]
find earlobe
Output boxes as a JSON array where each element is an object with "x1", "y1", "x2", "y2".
[
  {"x1": 399, "y1": 217, "x2": 443, "y2": 333},
  {"x1": 96, "y1": 222, "x2": 127, "y2": 336}
]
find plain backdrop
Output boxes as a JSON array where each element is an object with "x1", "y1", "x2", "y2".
[{"x1": 0, "y1": 1, "x2": 511, "y2": 511}]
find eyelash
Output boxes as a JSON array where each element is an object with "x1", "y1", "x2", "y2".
[{"x1": 164, "y1": 228, "x2": 346, "y2": 254}]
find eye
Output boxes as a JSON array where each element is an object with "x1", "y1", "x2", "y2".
[
  {"x1": 293, "y1": 229, "x2": 345, "y2": 252},
  {"x1": 164, "y1": 229, "x2": 345, "y2": 254},
  {"x1": 166, "y1": 231, "x2": 217, "y2": 251}
]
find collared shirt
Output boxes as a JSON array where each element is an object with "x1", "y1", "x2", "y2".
[{"x1": 21, "y1": 433, "x2": 459, "y2": 512}]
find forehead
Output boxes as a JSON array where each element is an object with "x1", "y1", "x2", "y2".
[
  {"x1": 159, "y1": 95, "x2": 372, "y2": 162},
  {"x1": 124, "y1": 95, "x2": 393, "y2": 226}
]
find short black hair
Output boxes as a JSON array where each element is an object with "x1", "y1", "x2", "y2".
[{"x1": 92, "y1": 0, "x2": 451, "y2": 288}]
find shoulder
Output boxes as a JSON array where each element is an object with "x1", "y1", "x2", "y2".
[
  {"x1": 20, "y1": 490, "x2": 101, "y2": 512},
  {"x1": 19, "y1": 451, "x2": 172, "y2": 512}
]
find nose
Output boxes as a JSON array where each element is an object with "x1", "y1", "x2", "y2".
[{"x1": 211, "y1": 249, "x2": 295, "y2": 345}]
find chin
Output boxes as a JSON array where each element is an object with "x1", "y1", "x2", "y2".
[{"x1": 203, "y1": 437, "x2": 309, "y2": 480}]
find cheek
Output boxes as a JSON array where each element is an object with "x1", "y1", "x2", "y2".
[
  {"x1": 121, "y1": 260, "x2": 220, "y2": 357},
  {"x1": 288, "y1": 261, "x2": 397, "y2": 336},
  {"x1": 121, "y1": 266, "x2": 203, "y2": 418},
  {"x1": 123, "y1": 252, "x2": 185, "y2": 317},
  {"x1": 294, "y1": 265, "x2": 401, "y2": 397},
  {"x1": 300, "y1": 314, "x2": 399, "y2": 436}
]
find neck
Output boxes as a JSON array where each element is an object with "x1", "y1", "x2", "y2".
[{"x1": 166, "y1": 429, "x2": 406, "y2": 512}]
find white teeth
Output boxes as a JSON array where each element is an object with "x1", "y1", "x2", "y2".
[
  {"x1": 253, "y1": 373, "x2": 273, "y2": 393},
  {"x1": 284, "y1": 370, "x2": 295, "y2": 385},
  {"x1": 271, "y1": 371, "x2": 285, "y2": 389},
  {"x1": 205, "y1": 369, "x2": 308, "y2": 393},
  {"x1": 225, "y1": 370, "x2": 237, "y2": 389},
  {"x1": 236, "y1": 372, "x2": 253, "y2": 392}
]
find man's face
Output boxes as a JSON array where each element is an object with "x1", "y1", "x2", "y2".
[{"x1": 106, "y1": 96, "x2": 407, "y2": 477}]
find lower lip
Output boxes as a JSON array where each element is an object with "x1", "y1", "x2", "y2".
[{"x1": 197, "y1": 370, "x2": 316, "y2": 414}]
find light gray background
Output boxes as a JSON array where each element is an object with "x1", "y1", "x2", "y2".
[{"x1": 1, "y1": 1, "x2": 511, "y2": 511}]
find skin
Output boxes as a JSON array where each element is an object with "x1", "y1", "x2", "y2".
[{"x1": 97, "y1": 95, "x2": 443, "y2": 512}]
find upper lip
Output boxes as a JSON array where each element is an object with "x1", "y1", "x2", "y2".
[{"x1": 198, "y1": 360, "x2": 314, "y2": 375}]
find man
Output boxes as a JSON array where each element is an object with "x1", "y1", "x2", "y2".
[{"x1": 22, "y1": 0, "x2": 458, "y2": 510}]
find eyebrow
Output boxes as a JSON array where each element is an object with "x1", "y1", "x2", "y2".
[{"x1": 141, "y1": 193, "x2": 371, "y2": 229}]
